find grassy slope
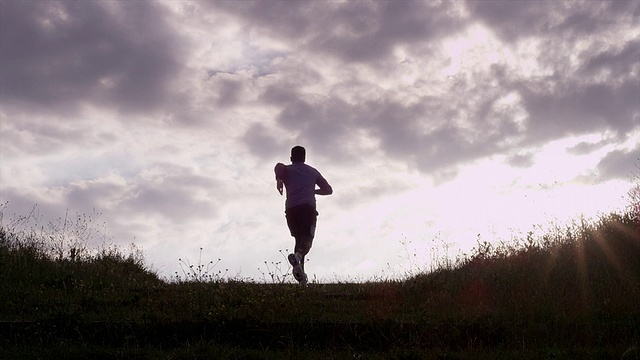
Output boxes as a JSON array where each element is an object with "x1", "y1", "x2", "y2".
[{"x1": 1, "y1": 213, "x2": 639, "y2": 359}]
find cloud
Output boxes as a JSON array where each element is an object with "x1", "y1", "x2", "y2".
[
  {"x1": 568, "y1": 141, "x2": 603, "y2": 156},
  {"x1": 119, "y1": 163, "x2": 220, "y2": 223},
  {"x1": 1, "y1": 0, "x2": 638, "y2": 280},
  {"x1": 208, "y1": 0, "x2": 639, "y2": 181},
  {"x1": 0, "y1": 1, "x2": 185, "y2": 116},
  {"x1": 307, "y1": 1, "x2": 465, "y2": 64},
  {"x1": 1, "y1": 162, "x2": 220, "y2": 232},
  {"x1": 597, "y1": 149, "x2": 640, "y2": 181},
  {"x1": 466, "y1": 0, "x2": 639, "y2": 146},
  {"x1": 506, "y1": 152, "x2": 535, "y2": 169},
  {"x1": 467, "y1": 0, "x2": 637, "y2": 43},
  {"x1": 520, "y1": 80, "x2": 639, "y2": 142},
  {"x1": 210, "y1": 1, "x2": 466, "y2": 64},
  {"x1": 242, "y1": 123, "x2": 284, "y2": 160},
  {"x1": 579, "y1": 39, "x2": 640, "y2": 79},
  {"x1": 3, "y1": 0, "x2": 637, "y2": 175},
  {"x1": 0, "y1": 111, "x2": 122, "y2": 160}
]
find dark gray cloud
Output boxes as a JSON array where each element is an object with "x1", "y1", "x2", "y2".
[
  {"x1": 4, "y1": 0, "x2": 634, "y2": 180},
  {"x1": 506, "y1": 152, "x2": 535, "y2": 169},
  {"x1": 519, "y1": 79, "x2": 639, "y2": 142},
  {"x1": 337, "y1": 180, "x2": 410, "y2": 208},
  {"x1": 228, "y1": 0, "x2": 638, "y2": 178},
  {"x1": 249, "y1": 54, "x2": 637, "y2": 176},
  {"x1": 0, "y1": 114, "x2": 119, "y2": 157},
  {"x1": 467, "y1": 0, "x2": 638, "y2": 43},
  {"x1": 215, "y1": 78, "x2": 244, "y2": 108},
  {"x1": 579, "y1": 39, "x2": 640, "y2": 79},
  {"x1": 253, "y1": 66, "x2": 529, "y2": 175},
  {"x1": 468, "y1": 0, "x2": 640, "y2": 151},
  {"x1": 0, "y1": 1, "x2": 184, "y2": 116},
  {"x1": 119, "y1": 164, "x2": 219, "y2": 223},
  {"x1": 281, "y1": 97, "x2": 357, "y2": 162},
  {"x1": 242, "y1": 123, "x2": 284, "y2": 160},
  {"x1": 308, "y1": 1, "x2": 464, "y2": 64},
  {"x1": 568, "y1": 136, "x2": 620, "y2": 156},
  {"x1": 210, "y1": 1, "x2": 465, "y2": 64},
  {"x1": 466, "y1": 0, "x2": 550, "y2": 43},
  {"x1": 1, "y1": 163, "x2": 220, "y2": 231},
  {"x1": 596, "y1": 149, "x2": 640, "y2": 182}
]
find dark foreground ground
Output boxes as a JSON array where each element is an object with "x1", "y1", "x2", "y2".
[
  {"x1": 3, "y1": 308, "x2": 639, "y2": 359},
  {"x1": 1, "y1": 212, "x2": 639, "y2": 359}
]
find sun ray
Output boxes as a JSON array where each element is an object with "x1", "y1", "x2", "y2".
[{"x1": 573, "y1": 225, "x2": 591, "y2": 313}]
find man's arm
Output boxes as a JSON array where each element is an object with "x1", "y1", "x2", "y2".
[
  {"x1": 315, "y1": 175, "x2": 333, "y2": 196},
  {"x1": 276, "y1": 179, "x2": 284, "y2": 195},
  {"x1": 274, "y1": 163, "x2": 286, "y2": 195}
]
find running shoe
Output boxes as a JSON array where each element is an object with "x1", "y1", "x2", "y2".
[{"x1": 288, "y1": 253, "x2": 306, "y2": 284}]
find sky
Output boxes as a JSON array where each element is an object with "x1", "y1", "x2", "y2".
[{"x1": 1, "y1": 0, "x2": 638, "y2": 282}]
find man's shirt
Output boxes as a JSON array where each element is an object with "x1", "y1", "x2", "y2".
[{"x1": 283, "y1": 162, "x2": 331, "y2": 209}]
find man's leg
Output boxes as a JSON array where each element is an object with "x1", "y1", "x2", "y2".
[
  {"x1": 295, "y1": 234, "x2": 314, "y2": 271},
  {"x1": 288, "y1": 236, "x2": 308, "y2": 284},
  {"x1": 286, "y1": 205, "x2": 316, "y2": 284}
]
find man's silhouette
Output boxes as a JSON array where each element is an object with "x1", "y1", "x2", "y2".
[{"x1": 275, "y1": 146, "x2": 333, "y2": 285}]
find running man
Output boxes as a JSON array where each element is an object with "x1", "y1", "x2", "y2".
[{"x1": 274, "y1": 146, "x2": 333, "y2": 285}]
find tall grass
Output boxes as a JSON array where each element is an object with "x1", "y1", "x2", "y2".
[
  {"x1": 0, "y1": 205, "x2": 162, "y2": 324},
  {"x1": 407, "y1": 213, "x2": 640, "y2": 319},
  {"x1": 1, "y1": 203, "x2": 638, "y2": 359}
]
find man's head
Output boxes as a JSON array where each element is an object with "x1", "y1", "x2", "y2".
[{"x1": 290, "y1": 146, "x2": 306, "y2": 163}]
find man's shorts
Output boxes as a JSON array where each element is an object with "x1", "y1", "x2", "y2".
[{"x1": 285, "y1": 204, "x2": 318, "y2": 238}]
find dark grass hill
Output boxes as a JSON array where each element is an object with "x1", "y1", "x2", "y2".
[{"x1": 1, "y1": 211, "x2": 639, "y2": 359}]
